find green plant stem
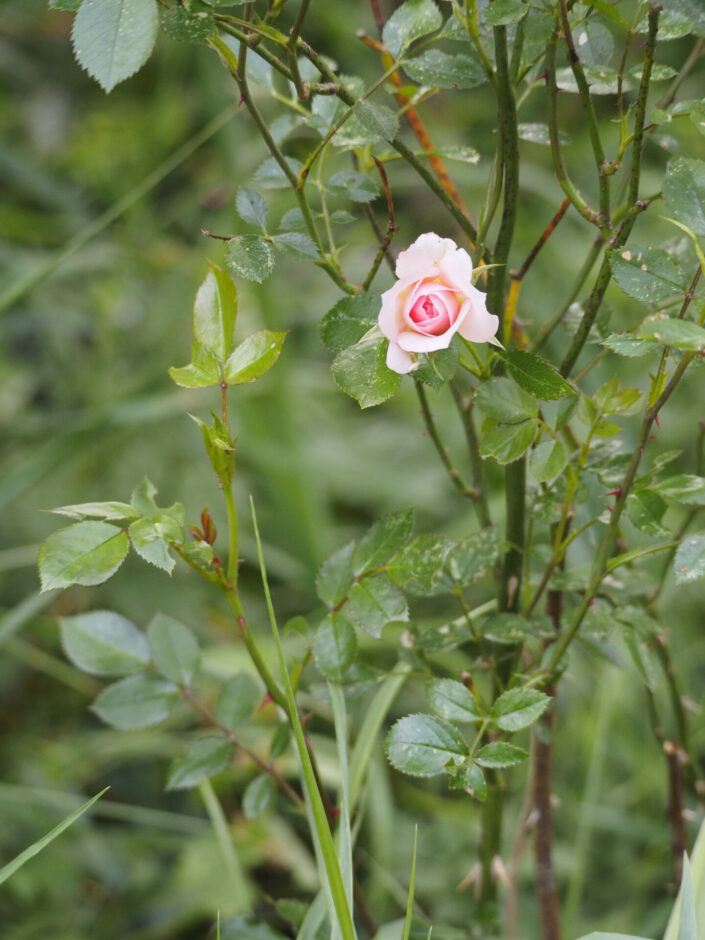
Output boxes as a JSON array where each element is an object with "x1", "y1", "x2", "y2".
[
  {"x1": 415, "y1": 381, "x2": 475, "y2": 501},
  {"x1": 224, "y1": 591, "x2": 289, "y2": 713},
  {"x1": 479, "y1": 772, "x2": 504, "y2": 906},
  {"x1": 449, "y1": 381, "x2": 492, "y2": 528},
  {"x1": 530, "y1": 239, "x2": 601, "y2": 352},
  {"x1": 628, "y1": 5, "x2": 661, "y2": 208}
]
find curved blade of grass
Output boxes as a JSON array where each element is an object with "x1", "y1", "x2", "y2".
[
  {"x1": 198, "y1": 777, "x2": 252, "y2": 914},
  {"x1": 298, "y1": 889, "x2": 327, "y2": 940},
  {"x1": 0, "y1": 787, "x2": 108, "y2": 885},
  {"x1": 349, "y1": 661, "x2": 412, "y2": 811},
  {"x1": 329, "y1": 681, "x2": 354, "y2": 939},
  {"x1": 403, "y1": 825, "x2": 419, "y2": 940},
  {"x1": 250, "y1": 498, "x2": 356, "y2": 940}
]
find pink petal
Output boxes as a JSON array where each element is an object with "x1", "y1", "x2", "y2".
[
  {"x1": 386, "y1": 340, "x2": 417, "y2": 374},
  {"x1": 378, "y1": 282, "x2": 406, "y2": 340},
  {"x1": 395, "y1": 233, "x2": 457, "y2": 279},
  {"x1": 438, "y1": 246, "x2": 474, "y2": 294},
  {"x1": 456, "y1": 290, "x2": 500, "y2": 343},
  {"x1": 397, "y1": 324, "x2": 459, "y2": 352}
]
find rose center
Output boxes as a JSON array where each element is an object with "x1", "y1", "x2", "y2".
[{"x1": 407, "y1": 289, "x2": 458, "y2": 336}]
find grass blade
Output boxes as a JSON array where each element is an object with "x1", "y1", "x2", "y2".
[
  {"x1": 251, "y1": 498, "x2": 356, "y2": 940},
  {"x1": 329, "y1": 681, "x2": 354, "y2": 939},
  {"x1": 403, "y1": 825, "x2": 418, "y2": 940},
  {"x1": 198, "y1": 777, "x2": 252, "y2": 914},
  {"x1": 0, "y1": 787, "x2": 108, "y2": 885}
]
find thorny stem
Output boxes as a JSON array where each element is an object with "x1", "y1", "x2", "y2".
[
  {"x1": 449, "y1": 381, "x2": 492, "y2": 528},
  {"x1": 415, "y1": 381, "x2": 476, "y2": 501},
  {"x1": 362, "y1": 157, "x2": 398, "y2": 290}
]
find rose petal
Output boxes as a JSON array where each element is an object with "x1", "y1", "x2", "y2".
[
  {"x1": 456, "y1": 290, "x2": 500, "y2": 343},
  {"x1": 395, "y1": 233, "x2": 457, "y2": 279},
  {"x1": 438, "y1": 246, "x2": 474, "y2": 294},
  {"x1": 397, "y1": 323, "x2": 460, "y2": 352},
  {"x1": 378, "y1": 281, "x2": 406, "y2": 339},
  {"x1": 386, "y1": 340, "x2": 417, "y2": 373}
]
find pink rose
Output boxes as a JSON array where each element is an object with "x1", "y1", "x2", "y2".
[{"x1": 378, "y1": 232, "x2": 499, "y2": 374}]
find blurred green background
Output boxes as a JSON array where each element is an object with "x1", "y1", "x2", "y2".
[{"x1": 1, "y1": 1, "x2": 704, "y2": 938}]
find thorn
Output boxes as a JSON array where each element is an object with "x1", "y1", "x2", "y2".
[
  {"x1": 648, "y1": 434, "x2": 657, "y2": 440},
  {"x1": 589, "y1": 597, "x2": 595, "y2": 607},
  {"x1": 238, "y1": 95, "x2": 245, "y2": 106},
  {"x1": 330, "y1": 805, "x2": 340, "y2": 818},
  {"x1": 257, "y1": 692, "x2": 274, "y2": 713},
  {"x1": 604, "y1": 488, "x2": 622, "y2": 497},
  {"x1": 237, "y1": 615, "x2": 247, "y2": 637},
  {"x1": 654, "y1": 413, "x2": 660, "y2": 428},
  {"x1": 538, "y1": 70, "x2": 548, "y2": 81}
]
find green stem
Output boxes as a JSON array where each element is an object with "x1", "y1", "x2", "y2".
[{"x1": 449, "y1": 381, "x2": 492, "y2": 528}]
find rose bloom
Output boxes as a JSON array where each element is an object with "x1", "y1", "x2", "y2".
[{"x1": 378, "y1": 232, "x2": 499, "y2": 374}]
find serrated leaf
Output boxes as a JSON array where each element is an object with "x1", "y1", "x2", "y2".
[
  {"x1": 272, "y1": 232, "x2": 321, "y2": 260},
  {"x1": 50, "y1": 501, "x2": 139, "y2": 522},
  {"x1": 484, "y1": 0, "x2": 528, "y2": 26},
  {"x1": 426, "y1": 679, "x2": 482, "y2": 722},
  {"x1": 602, "y1": 334, "x2": 661, "y2": 357},
  {"x1": 242, "y1": 774, "x2": 274, "y2": 819},
  {"x1": 404, "y1": 49, "x2": 485, "y2": 89},
  {"x1": 382, "y1": 0, "x2": 443, "y2": 59},
  {"x1": 347, "y1": 575, "x2": 408, "y2": 638},
  {"x1": 663, "y1": 157, "x2": 705, "y2": 236},
  {"x1": 316, "y1": 541, "x2": 355, "y2": 609},
  {"x1": 353, "y1": 101, "x2": 400, "y2": 142},
  {"x1": 386, "y1": 535, "x2": 454, "y2": 596},
  {"x1": 39, "y1": 521, "x2": 129, "y2": 591},
  {"x1": 161, "y1": 6, "x2": 214, "y2": 42},
  {"x1": 385, "y1": 714, "x2": 468, "y2": 777},
  {"x1": 352, "y1": 509, "x2": 414, "y2": 575},
  {"x1": 530, "y1": 439, "x2": 567, "y2": 482},
  {"x1": 252, "y1": 156, "x2": 303, "y2": 189},
  {"x1": 128, "y1": 519, "x2": 175, "y2": 573},
  {"x1": 475, "y1": 377, "x2": 538, "y2": 423},
  {"x1": 313, "y1": 614, "x2": 357, "y2": 681},
  {"x1": 168, "y1": 342, "x2": 222, "y2": 388},
  {"x1": 476, "y1": 741, "x2": 528, "y2": 768},
  {"x1": 414, "y1": 346, "x2": 459, "y2": 391},
  {"x1": 236, "y1": 188, "x2": 268, "y2": 230},
  {"x1": 652, "y1": 474, "x2": 705, "y2": 505},
  {"x1": 59, "y1": 610, "x2": 150, "y2": 676},
  {"x1": 92, "y1": 673, "x2": 179, "y2": 729},
  {"x1": 501, "y1": 350, "x2": 575, "y2": 400},
  {"x1": 216, "y1": 672, "x2": 262, "y2": 730},
  {"x1": 442, "y1": 528, "x2": 501, "y2": 589},
  {"x1": 225, "y1": 235, "x2": 275, "y2": 284},
  {"x1": 325, "y1": 171, "x2": 378, "y2": 203},
  {"x1": 491, "y1": 688, "x2": 551, "y2": 732},
  {"x1": 480, "y1": 420, "x2": 537, "y2": 464},
  {"x1": 638, "y1": 317, "x2": 705, "y2": 351},
  {"x1": 674, "y1": 533, "x2": 705, "y2": 584},
  {"x1": 627, "y1": 490, "x2": 669, "y2": 537},
  {"x1": 332, "y1": 337, "x2": 400, "y2": 408},
  {"x1": 166, "y1": 737, "x2": 231, "y2": 790},
  {"x1": 482, "y1": 613, "x2": 534, "y2": 645},
  {"x1": 147, "y1": 612, "x2": 200, "y2": 686},
  {"x1": 608, "y1": 246, "x2": 685, "y2": 302},
  {"x1": 72, "y1": 0, "x2": 158, "y2": 93},
  {"x1": 224, "y1": 329, "x2": 287, "y2": 384},
  {"x1": 319, "y1": 293, "x2": 379, "y2": 351}
]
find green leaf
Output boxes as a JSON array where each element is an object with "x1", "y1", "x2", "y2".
[
  {"x1": 482, "y1": 613, "x2": 534, "y2": 645},
  {"x1": 404, "y1": 50, "x2": 485, "y2": 89},
  {"x1": 128, "y1": 518, "x2": 176, "y2": 573},
  {"x1": 220, "y1": 919, "x2": 288, "y2": 940},
  {"x1": 414, "y1": 347, "x2": 459, "y2": 391},
  {"x1": 316, "y1": 541, "x2": 355, "y2": 609},
  {"x1": 242, "y1": 774, "x2": 274, "y2": 819},
  {"x1": 608, "y1": 246, "x2": 685, "y2": 302},
  {"x1": 484, "y1": 0, "x2": 528, "y2": 26},
  {"x1": 347, "y1": 575, "x2": 408, "y2": 638},
  {"x1": 50, "y1": 501, "x2": 139, "y2": 522},
  {"x1": 475, "y1": 741, "x2": 528, "y2": 769},
  {"x1": 623, "y1": 629, "x2": 662, "y2": 691},
  {"x1": 49, "y1": 0, "x2": 83, "y2": 9},
  {"x1": 224, "y1": 330, "x2": 287, "y2": 384},
  {"x1": 501, "y1": 350, "x2": 575, "y2": 400},
  {"x1": 161, "y1": 5, "x2": 214, "y2": 42},
  {"x1": 59, "y1": 610, "x2": 150, "y2": 677},
  {"x1": 166, "y1": 737, "x2": 231, "y2": 790},
  {"x1": 490, "y1": 688, "x2": 551, "y2": 732},
  {"x1": 530, "y1": 439, "x2": 567, "y2": 482},
  {"x1": 236, "y1": 188, "x2": 268, "y2": 230},
  {"x1": 475, "y1": 377, "x2": 538, "y2": 423},
  {"x1": 269, "y1": 722, "x2": 291, "y2": 760},
  {"x1": 319, "y1": 293, "x2": 380, "y2": 351},
  {"x1": 72, "y1": 0, "x2": 158, "y2": 93},
  {"x1": 382, "y1": 0, "x2": 443, "y2": 59},
  {"x1": 325, "y1": 171, "x2": 379, "y2": 203},
  {"x1": 602, "y1": 333, "x2": 661, "y2": 357},
  {"x1": 627, "y1": 490, "x2": 668, "y2": 537},
  {"x1": 442, "y1": 528, "x2": 501, "y2": 589},
  {"x1": 674, "y1": 533, "x2": 705, "y2": 584},
  {"x1": 192, "y1": 413, "x2": 234, "y2": 484},
  {"x1": 182, "y1": 540, "x2": 214, "y2": 567},
  {"x1": 652, "y1": 474, "x2": 705, "y2": 505},
  {"x1": 637, "y1": 317, "x2": 705, "y2": 351},
  {"x1": 147, "y1": 612, "x2": 200, "y2": 686},
  {"x1": 332, "y1": 337, "x2": 400, "y2": 408},
  {"x1": 225, "y1": 235, "x2": 275, "y2": 284},
  {"x1": 663, "y1": 157, "x2": 705, "y2": 236},
  {"x1": 385, "y1": 714, "x2": 468, "y2": 777},
  {"x1": 433, "y1": 144, "x2": 481, "y2": 164},
  {"x1": 353, "y1": 101, "x2": 400, "y2": 142},
  {"x1": 480, "y1": 420, "x2": 537, "y2": 464},
  {"x1": 386, "y1": 535, "x2": 454, "y2": 596},
  {"x1": 216, "y1": 672, "x2": 262, "y2": 729},
  {"x1": 426, "y1": 679, "x2": 482, "y2": 723},
  {"x1": 92, "y1": 673, "x2": 179, "y2": 729},
  {"x1": 38, "y1": 521, "x2": 129, "y2": 591},
  {"x1": 313, "y1": 614, "x2": 358, "y2": 681},
  {"x1": 193, "y1": 262, "x2": 238, "y2": 360},
  {"x1": 352, "y1": 509, "x2": 414, "y2": 575},
  {"x1": 168, "y1": 342, "x2": 222, "y2": 388},
  {"x1": 572, "y1": 18, "x2": 614, "y2": 66},
  {"x1": 251, "y1": 156, "x2": 303, "y2": 189},
  {"x1": 271, "y1": 232, "x2": 321, "y2": 260},
  {"x1": 517, "y1": 123, "x2": 570, "y2": 146},
  {"x1": 0, "y1": 789, "x2": 108, "y2": 888}
]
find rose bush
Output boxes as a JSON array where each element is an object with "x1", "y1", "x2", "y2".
[{"x1": 378, "y1": 232, "x2": 499, "y2": 374}]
